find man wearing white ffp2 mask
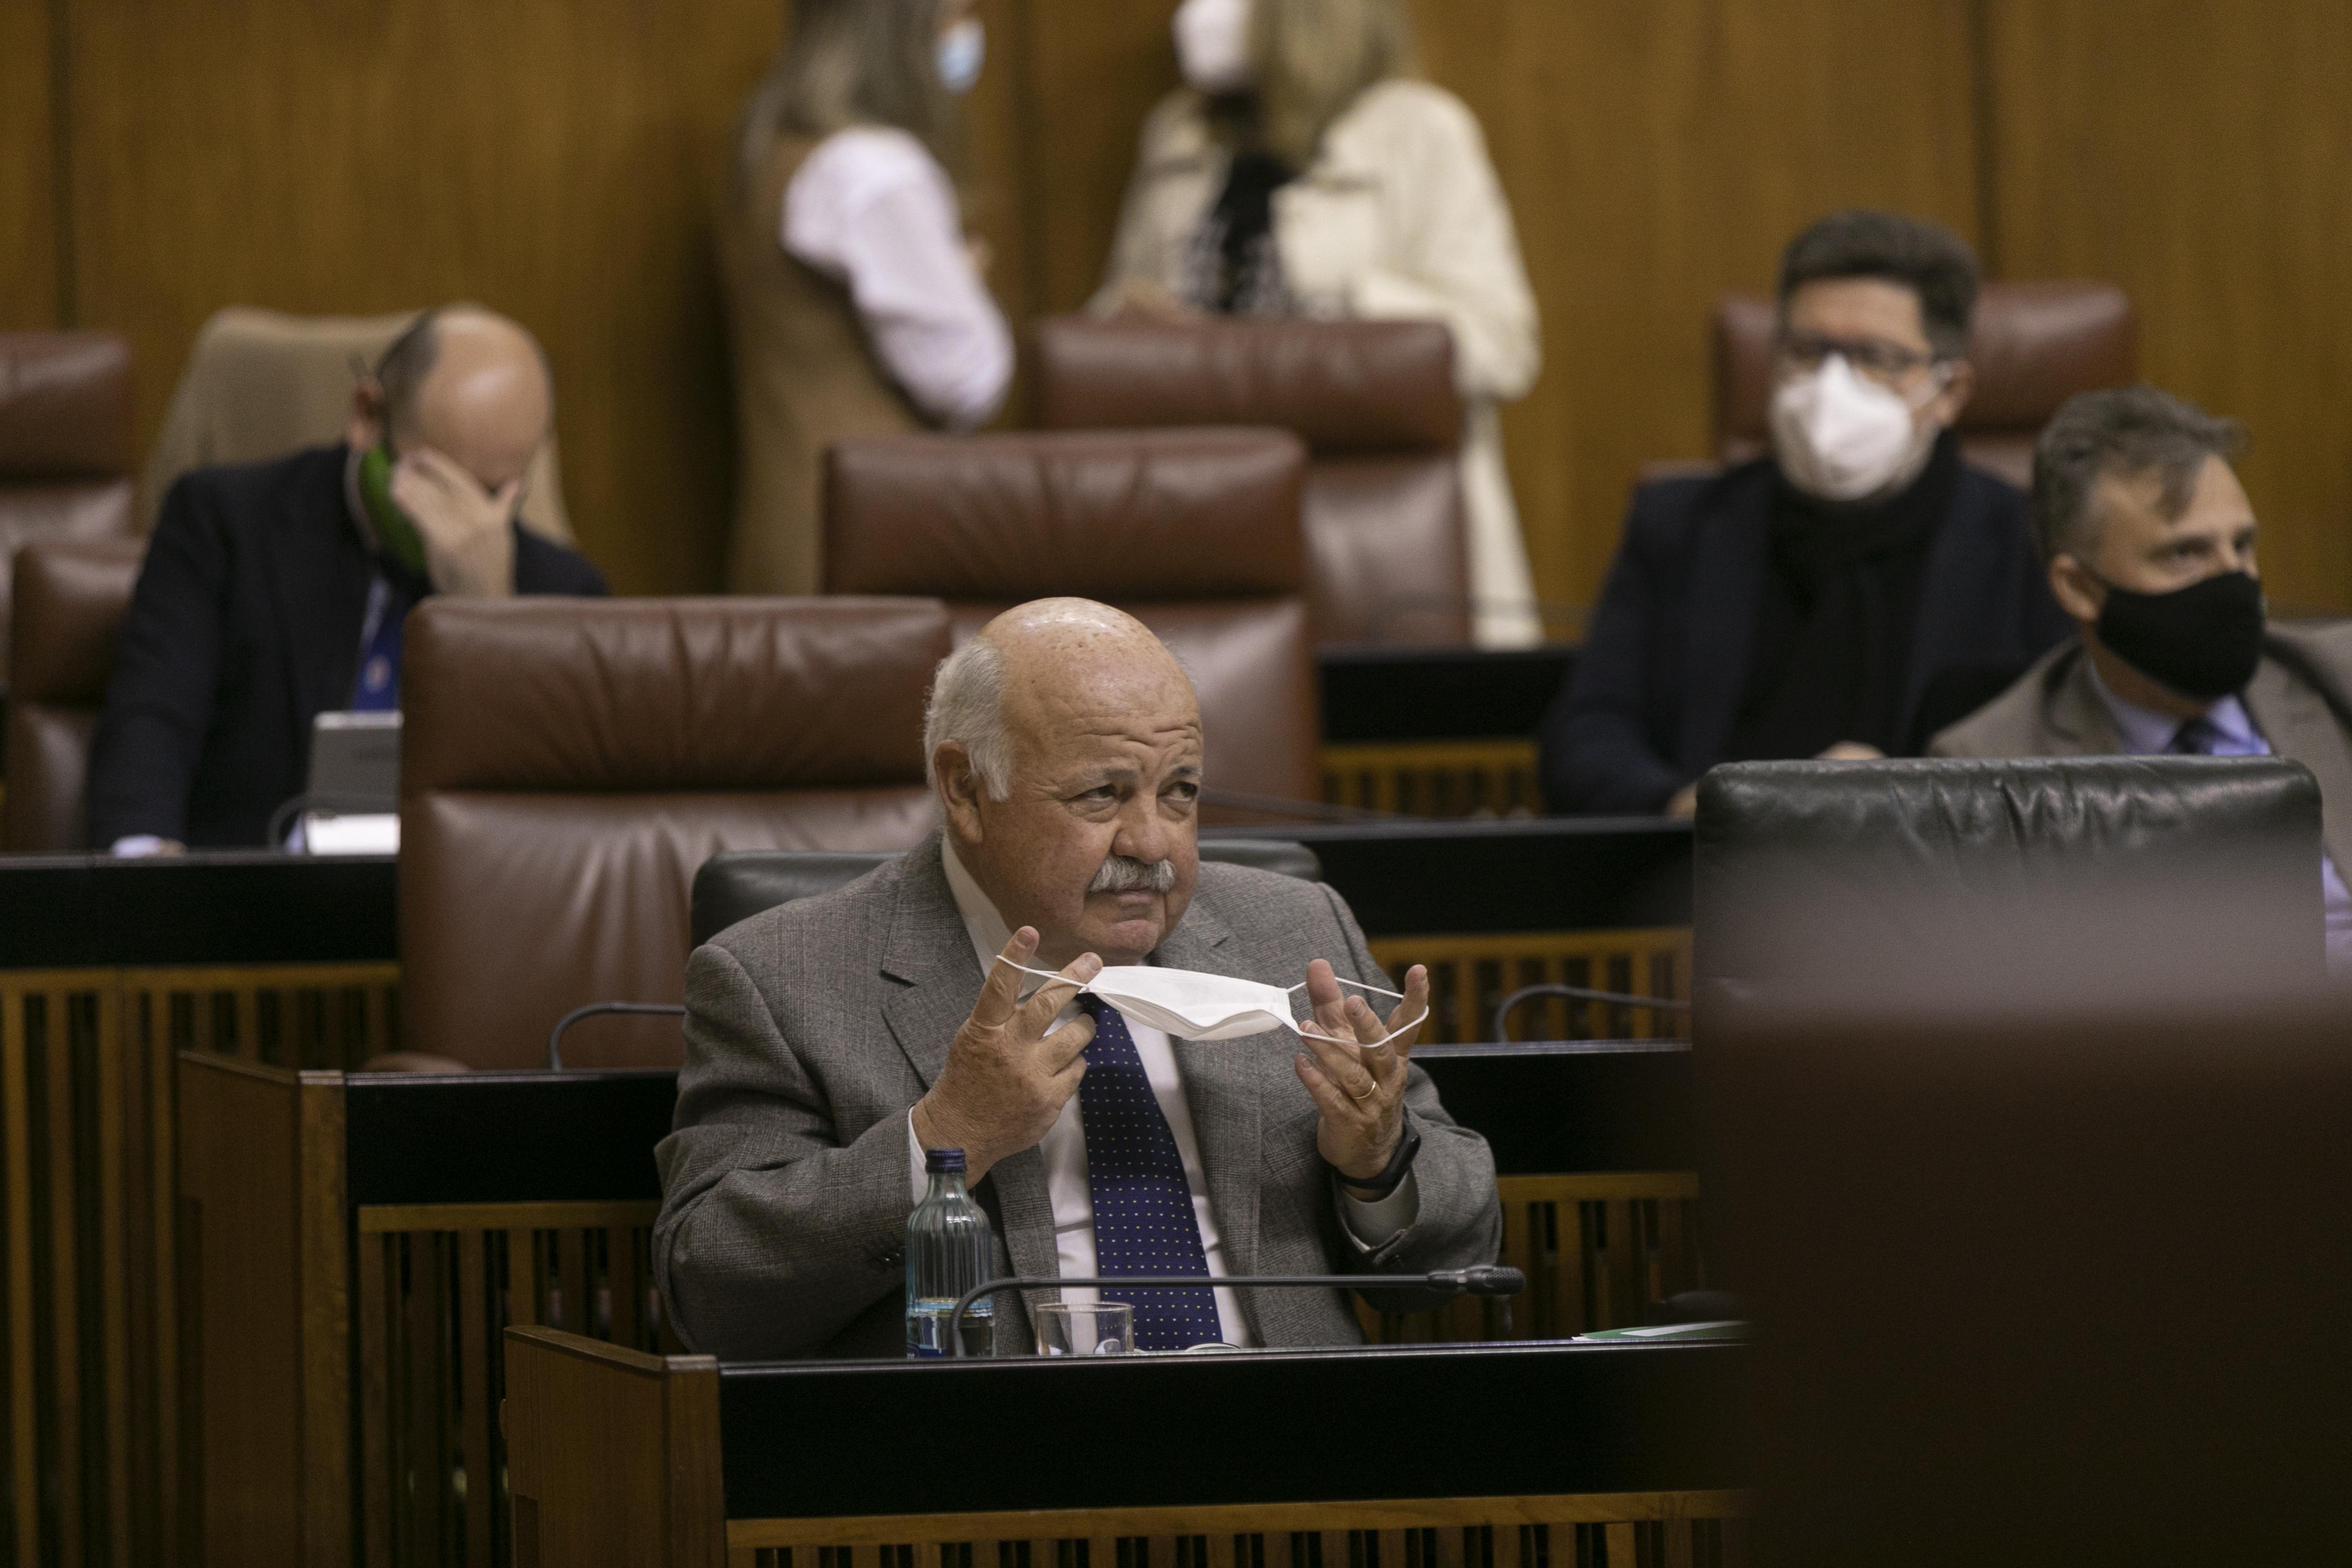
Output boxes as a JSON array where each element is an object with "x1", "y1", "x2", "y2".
[
  {"x1": 1540, "y1": 209, "x2": 2070, "y2": 820},
  {"x1": 1771, "y1": 351, "x2": 1951, "y2": 504},
  {"x1": 1173, "y1": 0, "x2": 1254, "y2": 94},
  {"x1": 654, "y1": 596, "x2": 1500, "y2": 1360}
]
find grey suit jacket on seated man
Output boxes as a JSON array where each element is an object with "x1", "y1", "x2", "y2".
[
  {"x1": 655, "y1": 833, "x2": 1500, "y2": 1359},
  {"x1": 654, "y1": 602, "x2": 1496, "y2": 1363}
]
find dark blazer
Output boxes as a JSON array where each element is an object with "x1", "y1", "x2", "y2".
[
  {"x1": 1540, "y1": 457, "x2": 2070, "y2": 814},
  {"x1": 86, "y1": 444, "x2": 607, "y2": 849}
]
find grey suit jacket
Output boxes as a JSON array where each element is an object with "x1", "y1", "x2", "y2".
[
  {"x1": 653, "y1": 835, "x2": 1503, "y2": 1361},
  {"x1": 1930, "y1": 623, "x2": 2352, "y2": 875}
]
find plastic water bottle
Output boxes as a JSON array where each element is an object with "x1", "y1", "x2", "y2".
[{"x1": 906, "y1": 1147, "x2": 994, "y2": 1358}]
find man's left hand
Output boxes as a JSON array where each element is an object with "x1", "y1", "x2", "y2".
[
  {"x1": 1293, "y1": 959, "x2": 1429, "y2": 1184},
  {"x1": 390, "y1": 447, "x2": 519, "y2": 597}
]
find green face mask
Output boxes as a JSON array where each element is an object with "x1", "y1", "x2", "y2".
[{"x1": 356, "y1": 444, "x2": 428, "y2": 577}]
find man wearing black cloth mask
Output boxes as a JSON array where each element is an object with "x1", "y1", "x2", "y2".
[
  {"x1": 1932, "y1": 385, "x2": 2352, "y2": 969},
  {"x1": 1540, "y1": 210, "x2": 2068, "y2": 816}
]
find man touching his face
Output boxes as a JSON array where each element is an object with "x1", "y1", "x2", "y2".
[
  {"x1": 655, "y1": 598, "x2": 1502, "y2": 1358},
  {"x1": 87, "y1": 305, "x2": 606, "y2": 851}
]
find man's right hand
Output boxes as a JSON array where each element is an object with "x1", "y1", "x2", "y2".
[{"x1": 909, "y1": 928, "x2": 1098, "y2": 1182}]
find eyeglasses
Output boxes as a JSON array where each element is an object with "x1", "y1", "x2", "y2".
[{"x1": 1775, "y1": 331, "x2": 1946, "y2": 385}]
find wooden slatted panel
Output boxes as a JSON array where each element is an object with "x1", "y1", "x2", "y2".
[
  {"x1": 1363, "y1": 932, "x2": 1689, "y2": 1047},
  {"x1": 1361, "y1": 1175, "x2": 1701, "y2": 1345},
  {"x1": 1320, "y1": 742, "x2": 1544, "y2": 819},
  {"x1": 730, "y1": 1506, "x2": 1752, "y2": 1568},
  {"x1": 353, "y1": 1205, "x2": 664, "y2": 1566},
  {"x1": 125, "y1": 965, "x2": 399, "y2": 1071}
]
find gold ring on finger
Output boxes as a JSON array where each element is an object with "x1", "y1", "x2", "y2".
[{"x1": 1349, "y1": 1079, "x2": 1380, "y2": 1101}]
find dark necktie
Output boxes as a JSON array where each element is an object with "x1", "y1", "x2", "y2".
[
  {"x1": 1076, "y1": 994, "x2": 1222, "y2": 1350},
  {"x1": 2170, "y1": 716, "x2": 2224, "y2": 756}
]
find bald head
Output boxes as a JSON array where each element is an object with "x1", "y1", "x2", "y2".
[
  {"x1": 928, "y1": 597, "x2": 1205, "y2": 966},
  {"x1": 350, "y1": 305, "x2": 550, "y2": 495}
]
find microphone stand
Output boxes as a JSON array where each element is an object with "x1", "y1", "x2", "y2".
[{"x1": 944, "y1": 1267, "x2": 1526, "y2": 1357}]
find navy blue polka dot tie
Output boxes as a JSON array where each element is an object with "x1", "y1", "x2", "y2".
[{"x1": 1076, "y1": 994, "x2": 1223, "y2": 1350}]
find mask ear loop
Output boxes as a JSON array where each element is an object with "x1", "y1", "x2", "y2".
[
  {"x1": 1292, "y1": 975, "x2": 1430, "y2": 1050},
  {"x1": 990, "y1": 954, "x2": 1097, "y2": 993}
]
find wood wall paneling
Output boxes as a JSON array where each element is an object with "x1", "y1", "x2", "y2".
[
  {"x1": 1411, "y1": 0, "x2": 1984, "y2": 618},
  {"x1": 7, "y1": 0, "x2": 2345, "y2": 611},
  {"x1": 0, "y1": 0, "x2": 60, "y2": 328},
  {"x1": 1984, "y1": 0, "x2": 2352, "y2": 613},
  {"x1": 1007, "y1": 0, "x2": 1183, "y2": 321},
  {"x1": 64, "y1": 0, "x2": 785, "y2": 595}
]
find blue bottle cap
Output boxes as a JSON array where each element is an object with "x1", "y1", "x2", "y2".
[{"x1": 924, "y1": 1147, "x2": 966, "y2": 1173}]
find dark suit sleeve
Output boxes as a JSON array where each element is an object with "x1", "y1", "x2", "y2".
[
  {"x1": 511, "y1": 525, "x2": 609, "y2": 596},
  {"x1": 1322, "y1": 885, "x2": 1503, "y2": 1309},
  {"x1": 1539, "y1": 492, "x2": 1690, "y2": 815},
  {"x1": 84, "y1": 475, "x2": 231, "y2": 846}
]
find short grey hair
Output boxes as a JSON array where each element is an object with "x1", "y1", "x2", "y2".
[
  {"x1": 923, "y1": 640, "x2": 1012, "y2": 800},
  {"x1": 2031, "y1": 385, "x2": 2247, "y2": 565},
  {"x1": 919, "y1": 632, "x2": 1203, "y2": 803}
]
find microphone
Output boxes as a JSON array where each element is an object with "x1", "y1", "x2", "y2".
[
  {"x1": 1492, "y1": 983, "x2": 1691, "y2": 1043},
  {"x1": 943, "y1": 1267, "x2": 1526, "y2": 1356}
]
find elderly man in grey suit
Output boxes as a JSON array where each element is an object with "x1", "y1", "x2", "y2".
[
  {"x1": 1932, "y1": 385, "x2": 2352, "y2": 968},
  {"x1": 656, "y1": 597, "x2": 1501, "y2": 1358}
]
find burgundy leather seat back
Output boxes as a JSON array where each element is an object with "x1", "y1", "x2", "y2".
[
  {"x1": 399, "y1": 597, "x2": 950, "y2": 1069},
  {"x1": 1029, "y1": 317, "x2": 1468, "y2": 646},
  {"x1": 824, "y1": 428, "x2": 1320, "y2": 805},
  {"x1": 3, "y1": 536, "x2": 146, "y2": 850},
  {"x1": 1715, "y1": 281, "x2": 2137, "y2": 488},
  {"x1": 0, "y1": 333, "x2": 138, "y2": 692}
]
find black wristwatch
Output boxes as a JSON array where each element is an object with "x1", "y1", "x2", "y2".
[{"x1": 1337, "y1": 1113, "x2": 1421, "y2": 1202}]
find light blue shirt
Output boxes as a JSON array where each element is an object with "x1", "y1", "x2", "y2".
[{"x1": 2089, "y1": 665, "x2": 2352, "y2": 972}]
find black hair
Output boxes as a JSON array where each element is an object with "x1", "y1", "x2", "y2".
[
  {"x1": 1778, "y1": 209, "x2": 1981, "y2": 359},
  {"x1": 371, "y1": 309, "x2": 445, "y2": 437}
]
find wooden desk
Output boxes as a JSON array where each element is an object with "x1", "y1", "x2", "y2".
[
  {"x1": 7, "y1": 829, "x2": 1688, "y2": 1568},
  {"x1": 175, "y1": 1043, "x2": 1700, "y2": 1567},
  {"x1": 1316, "y1": 644, "x2": 1575, "y2": 817},
  {"x1": 505, "y1": 1329, "x2": 1750, "y2": 1568},
  {"x1": 177, "y1": 1057, "x2": 672, "y2": 1567},
  {"x1": 0, "y1": 852, "x2": 397, "y2": 1568}
]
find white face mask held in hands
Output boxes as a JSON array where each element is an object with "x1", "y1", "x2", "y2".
[
  {"x1": 935, "y1": 18, "x2": 986, "y2": 95},
  {"x1": 996, "y1": 957, "x2": 1427, "y2": 1046},
  {"x1": 1769, "y1": 352, "x2": 1947, "y2": 503},
  {"x1": 1173, "y1": 0, "x2": 1255, "y2": 95}
]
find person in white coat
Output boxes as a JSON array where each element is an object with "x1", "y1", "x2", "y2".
[{"x1": 1092, "y1": 0, "x2": 1546, "y2": 648}]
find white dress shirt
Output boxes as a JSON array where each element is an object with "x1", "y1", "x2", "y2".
[
  {"x1": 783, "y1": 126, "x2": 1012, "y2": 431},
  {"x1": 909, "y1": 840, "x2": 1420, "y2": 1347}
]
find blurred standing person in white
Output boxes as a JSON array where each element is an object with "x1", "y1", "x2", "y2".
[
  {"x1": 1094, "y1": 0, "x2": 1545, "y2": 648},
  {"x1": 721, "y1": 0, "x2": 1013, "y2": 595}
]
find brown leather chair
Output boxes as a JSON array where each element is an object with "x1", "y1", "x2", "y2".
[
  {"x1": 0, "y1": 333, "x2": 139, "y2": 698},
  {"x1": 399, "y1": 596, "x2": 950, "y2": 1070},
  {"x1": 1029, "y1": 317, "x2": 1469, "y2": 646},
  {"x1": 3, "y1": 536, "x2": 147, "y2": 851},
  {"x1": 823, "y1": 427, "x2": 1320, "y2": 806},
  {"x1": 1713, "y1": 281, "x2": 2137, "y2": 488}
]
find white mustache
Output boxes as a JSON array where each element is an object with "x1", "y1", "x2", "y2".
[{"x1": 1089, "y1": 855, "x2": 1176, "y2": 894}]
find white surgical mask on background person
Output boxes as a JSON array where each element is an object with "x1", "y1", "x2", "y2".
[
  {"x1": 1769, "y1": 353, "x2": 1947, "y2": 504},
  {"x1": 1173, "y1": 0, "x2": 1255, "y2": 95},
  {"x1": 935, "y1": 18, "x2": 986, "y2": 95}
]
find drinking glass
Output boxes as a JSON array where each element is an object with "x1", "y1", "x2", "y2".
[{"x1": 1034, "y1": 1301, "x2": 1134, "y2": 1356}]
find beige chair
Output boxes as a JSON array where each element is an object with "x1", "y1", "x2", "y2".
[{"x1": 141, "y1": 306, "x2": 575, "y2": 544}]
